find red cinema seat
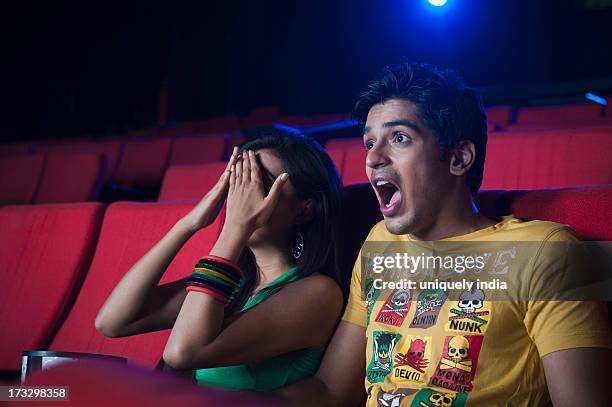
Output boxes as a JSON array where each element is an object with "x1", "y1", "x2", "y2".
[
  {"x1": 168, "y1": 134, "x2": 228, "y2": 166},
  {"x1": 34, "y1": 152, "x2": 105, "y2": 203},
  {"x1": 325, "y1": 137, "x2": 363, "y2": 151},
  {"x1": 47, "y1": 202, "x2": 224, "y2": 367},
  {"x1": 477, "y1": 186, "x2": 612, "y2": 241},
  {"x1": 485, "y1": 105, "x2": 513, "y2": 130},
  {"x1": 112, "y1": 138, "x2": 172, "y2": 190},
  {"x1": 0, "y1": 153, "x2": 45, "y2": 205},
  {"x1": 38, "y1": 140, "x2": 123, "y2": 183},
  {"x1": 0, "y1": 142, "x2": 34, "y2": 156},
  {"x1": 18, "y1": 360, "x2": 283, "y2": 407},
  {"x1": 342, "y1": 146, "x2": 368, "y2": 185},
  {"x1": 481, "y1": 127, "x2": 612, "y2": 190},
  {"x1": 0, "y1": 203, "x2": 105, "y2": 370},
  {"x1": 515, "y1": 102, "x2": 603, "y2": 126},
  {"x1": 326, "y1": 148, "x2": 346, "y2": 179},
  {"x1": 158, "y1": 162, "x2": 226, "y2": 201}
]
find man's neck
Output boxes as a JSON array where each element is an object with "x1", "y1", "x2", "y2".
[{"x1": 409, "y1": 194, "x2": 497, "y2": 241}]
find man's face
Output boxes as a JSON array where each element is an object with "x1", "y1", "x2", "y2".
[{"x1": 363, "y1": 98, "x2": 453, "y2": 235}]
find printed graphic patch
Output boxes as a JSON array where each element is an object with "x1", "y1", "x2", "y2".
[
  {"x1": 366, "y1": 331, "x2": 402, "y2": 383},
  {"x1": 391, "y1": 336, "x2": 432, "y2": 384},
  {"x1": 429, "y1": 335, "x2": 484, "y2": 393},
  {"x1": 375, "y1": 288, "x2": 413, "y2": 327},
  {"x1": 376, "y1": 387, "x2": 417, "y2": 406},
  {"x1": 409, "y1": 389, "x2": 468, "y2": 407},
  {"x1": 409, "y1": 288, "x2": 448, "y2": 329},
  {"x1": 364, "y1": 278, "x2": 382, "y2": 326},
  {"x1": 444, "y1": 288, "x2": 491, "y2": 334}
]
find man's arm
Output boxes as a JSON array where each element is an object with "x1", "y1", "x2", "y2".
[
  {"x1": 542, "y1": 347, "x2": 612, "y2": 406},
  {"x1": 273, "y1": 321, "x2": 367, "y2": 407}
]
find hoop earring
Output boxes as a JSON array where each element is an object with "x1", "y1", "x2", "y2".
[{"x1": 290, "y1": 227, "x2": 304, "y2": 260}]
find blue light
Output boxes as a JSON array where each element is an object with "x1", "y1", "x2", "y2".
[
  {"x1": 585, "y1": 92, "x2": 608, "y2": 106},
  {"x1": 428, "y1": 0, "x2": 448, "y2": 7}
]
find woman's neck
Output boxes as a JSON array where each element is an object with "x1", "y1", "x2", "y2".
[{"x1": 249, "y1": 245, "x2": 295, "y2": 287}]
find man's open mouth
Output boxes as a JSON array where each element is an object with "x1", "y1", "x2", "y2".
[{"x1": 372, "y1": 175, "x2": 403, "y2": 216}]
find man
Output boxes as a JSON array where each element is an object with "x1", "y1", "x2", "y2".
[{"x1": 274, "y1": 63, "x2": 612, "y2": 406}]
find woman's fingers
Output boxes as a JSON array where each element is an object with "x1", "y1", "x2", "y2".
[
  {"x1": 249, "y1": 150, "x2": 262, "y2": 185},
  {"x1": 234, "y1": 153, "x2": 243, "y2": 185},
  {"x1": 229, "y1": 162, "x2": 236, "y2": 192},
  {"x1": 261, "y1": 173, "x2": 288, "y2": 220},
  {"x1": 242, "y1": 150, "x2": 251, "y2": 183}
]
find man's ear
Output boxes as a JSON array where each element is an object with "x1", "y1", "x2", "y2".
[
  {"x1": 449, "y1": 140, "x2": 476, "y2": 176},
  {"x1": 294, "y1": 199, "x2": 315, "y2": 224}
]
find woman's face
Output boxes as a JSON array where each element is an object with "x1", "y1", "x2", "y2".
[{"x1": 246, "y1": 148, "x2": 305, "y2": 247}]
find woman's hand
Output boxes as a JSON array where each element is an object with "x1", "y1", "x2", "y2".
[
  {"x1": 225, "y1": 150, "x2": 288, "y2": 234},
  {"x1": 179, "y1": 146, "x2": 240, "y2": 233}
]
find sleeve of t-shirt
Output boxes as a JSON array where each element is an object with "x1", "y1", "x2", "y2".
[
  {"x1": 341, "y1": 252, "x2": 366, "y2": 327},
  {"x1": 524, "y1": 227, "x2": 612, "y2": 357},
  {"x1": 341, "y1": 222, "x2": 384, "y2": 327}
]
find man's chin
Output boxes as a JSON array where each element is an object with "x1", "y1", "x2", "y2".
[{"x1": 383, "y1": 215, "x2": 413, "y2": 235}]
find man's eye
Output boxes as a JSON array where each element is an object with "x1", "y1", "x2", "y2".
[
  {"x1": 393, "y1": 133, "x2": 411, "y2": 143},
  {"x1": 364, "y1": 140, "x2": 374, "y2": 150}
]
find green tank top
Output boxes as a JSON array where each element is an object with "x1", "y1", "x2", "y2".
[{"x1": 194, "y1": 267, "x2": 325, "y2": 391}]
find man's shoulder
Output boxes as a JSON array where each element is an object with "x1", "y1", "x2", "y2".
[{"x1": 497, "y1": 216, "x2": 579, "y2": 242}]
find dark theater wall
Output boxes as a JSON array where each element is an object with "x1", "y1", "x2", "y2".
[{"x1": 1, "y1": 0, "x2": 611, "y2": 140}]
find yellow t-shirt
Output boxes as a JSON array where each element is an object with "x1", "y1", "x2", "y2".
[{"x1": 342, "y1": 216, "x2": 612, "y2": 407}]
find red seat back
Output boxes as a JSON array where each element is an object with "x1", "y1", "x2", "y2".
[
  {"x1": 482, "y1": 127, "x2": 612, "y2": 190},
  {"x1": 485, "y1": 105, "x2": 513, "y2": 130},
  {"x1": 0, "y1": 203, "x2": 105, "y2": 369},
  {"x1": 477, "y1": 186, "x2": 612, "y2": 240},
  {"x1": 342, "y1": 146, "x2": 368, "y2": 185},
  {"x1": 158, "y1": 162, "x2": 227, "y2": 201},
  {"x1": 168, "y1": 134, "x2": 228, "y2": 166},
  {"x1": 516, "y1": 103, "x2": 603, "y2": 125},
  {"x1": 48, "y1": 202, "x2": 223, "y2": 366},
  {"x1": 34, "y1": 152, "x2": 105, "y2": 203},
  {"x1": 0, "y1": 153, "x2": 45, "y2": 205},
  {"x1": 112, "y1": 138, "x2": 172, "y2": 189}
]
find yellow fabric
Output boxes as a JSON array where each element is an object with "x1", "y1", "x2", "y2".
[{"x1": 342, "y1": 216, "x2": 612, "y2": 406}]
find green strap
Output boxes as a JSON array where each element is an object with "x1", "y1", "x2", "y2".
[{"x1": 242, "y1": 267, "x2": 300, "y2": 312}]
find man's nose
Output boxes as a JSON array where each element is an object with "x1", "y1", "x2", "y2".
[{"x1": 366, "y1": 140, "x2": 390, "y2": 169}]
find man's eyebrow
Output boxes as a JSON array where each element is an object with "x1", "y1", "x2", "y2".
[
  {"x1": 383, "y1": 119, "x2": 420, "y2": 132},
  {"x1": 362, "y1": 119, "x2": 420, "y2": 136}
]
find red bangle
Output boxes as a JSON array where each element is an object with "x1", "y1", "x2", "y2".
[
  {"x1": 202, "y1": 255, "x2": 243, "y2": 276},
  {"x1": 186, "y1": 285, "x2": 229, "y2": 305}
]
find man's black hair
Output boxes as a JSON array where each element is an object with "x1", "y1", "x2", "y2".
[{"x1": 354, "y1": 62, "x2": 488, "y2": 195}]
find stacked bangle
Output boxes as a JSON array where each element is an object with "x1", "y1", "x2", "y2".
[{"x1": 185, "y1": 255, "x2": 243, "y2": 306}]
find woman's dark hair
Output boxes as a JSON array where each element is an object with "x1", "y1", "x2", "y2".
[
  {"x1": 354, "y1": 62, "x2": 488, "y2": 195},
  {"x1": 225, "y1": 127, "x2": 343, "y2": 314}
]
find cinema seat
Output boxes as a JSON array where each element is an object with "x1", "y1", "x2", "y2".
[
  {"x1": 38, "y1": 140, "x2": 123, "y2": 182},
  {"x1": 482, "y1": 126, "x2": 612, "y2": 190},
  {"x1": 158, "y1": 162, "x2": 227, "y2": 201},
  {"x1": 17, "y1": 360, "x2": 282, "y2": 407},
  {"x1": 112, "y1": 138, "x2": 172, "y2": 190},
  {"x1": 477, "y1": 185, "x2": 612, "y2": 240},
  {"x1": 485, "y1": 105, "x2": 513, "y2": 130},
  {"x1": 0, "y1": 203, "x2": 105, "y2": 370},
  {"x1": 34, "y1": 152, "x2": 105, "y2": 203},
  {"x1": 168, "y1": 134, "x2": 228, "y2": 166},
  {"x1": 341, "y1": 146, "x2": 368, "y2": 185},
  {"x1": 325, "y1": 137, "x2": 363, "y2": 151},
  {"x1": 47, "y1": 202, "x2": 224, "y2": 367},
  {"x1": 515, "y1": 102, "x2": 603, "y2": 126},
  {"x1": 0, "y1": 141, "x2": 33, "y2": 156},
  {"x1": 0, "y1": 153, "x2": 45, "y2": 205}
]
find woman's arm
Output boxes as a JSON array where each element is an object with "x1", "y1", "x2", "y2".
[{"x1": 95, "y1": 148, "x2": 239, "y2": 338}]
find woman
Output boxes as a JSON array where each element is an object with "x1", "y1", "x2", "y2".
[{"x1": 95, "y1": 129, "x2": 344, "y2": 391}]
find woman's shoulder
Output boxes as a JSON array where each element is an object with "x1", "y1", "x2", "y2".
[{"x1": 283, "y1": 273, "x2": 343, "y2": 305}]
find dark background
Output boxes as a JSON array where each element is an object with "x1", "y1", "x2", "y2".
[{"x1": 2, "y1": 0, "x2": 611, "y2": 140}]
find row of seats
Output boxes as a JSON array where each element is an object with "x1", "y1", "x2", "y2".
[
  {"x1": 1, "y1": 184, "x2": 611, "y2": 373},
  {"x1": 324, "y1": 125, "x2": 612, "y2": 189},
  {"x1": 0, "y1": 133, "x2": 230, "y2": 205}
]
